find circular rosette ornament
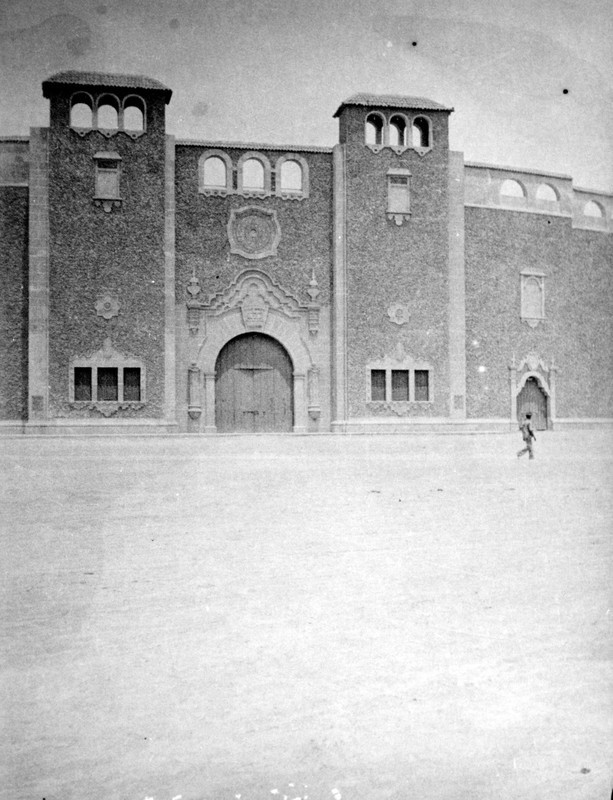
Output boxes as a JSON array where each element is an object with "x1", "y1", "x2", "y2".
[
  {"x1": 227, "y1": 206, "x2": 281, "y2": 259},
  {"x1": 95, "y1": 294, "x2": 121, "y2": 320},
  {"x1": 387, "y1": 302, "x2": 410, "y2": 325}
]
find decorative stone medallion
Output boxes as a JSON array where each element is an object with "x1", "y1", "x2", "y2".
[
  {"x1": 387, "y1": 302, "x2": 410, "y2": 325},
  {"x1": 228, "y1": 206, "x2": 281, "y2": 259},
  {"x1": 95, "y1": 294, "x2": 120, "y2": 320}
]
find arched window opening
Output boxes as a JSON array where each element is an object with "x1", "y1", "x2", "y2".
[
  {"x1": 536, "y1": 183, "x2": 558, "y2": 202},
  {"x1": 365, "y1": 113, "x2": 384, "y2": 146},
  {"x1": 583, "y1": 200, "x2": 603, "y2": 218},
  {"x1": 389, "y1": 115, "x2": 407, "y2": 147},
  {"x1": 203, "y1": 156, "x2": 227, "y2": 189},
  {"x1": 123, "y1": 99, "x2": 145, "y2": 132},
  {"x1": 280, "y1": 160, "x2": 302, "y2": 192},
  {"x1": 242, "y1": 158, "x2": 265, "y2": 190},
  {"x1": 500, "y1": 179, "x2": 526, "y2": 198},
  {"x1": 97, "y1": 98, "x2": 119, "y2": 130},
  {"x1": 70, "y1": 98, "x2": 93, "y2": 128},
  {"x1": 411, "y1": 117, "x2": 430, "y2": 148}
]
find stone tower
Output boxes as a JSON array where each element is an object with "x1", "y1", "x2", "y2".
[{"x1": 28, "y1": 71, "x2": 176, "y2": 430}]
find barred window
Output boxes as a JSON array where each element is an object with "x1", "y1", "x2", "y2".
[
  {"x1": 97, "y1": 367, "x2": 119, "y2": 401},
  {"x1": 388, "y1": 174, "x2": 410, "y2": 214},
  {"x1": 371, "y1": 369, "x2": 386, "y2": 401},
  {"x1": 123, "y1": 368, "x2": 141, "y2": 401},
  {"x1": 391, "y1": 370, "x2": 409, "y2": 401},
  {"x1": 414, "y1": 370, "x2": 429, "y2": 401},
  {"x1": 74, "y1": 367, "x2": 92, "y2": 401}
]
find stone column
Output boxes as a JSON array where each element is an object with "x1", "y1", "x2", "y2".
[
  {"x1": 293, "y1": 373, "x2": 307, "y2": 433},
  {"x1": 203, "y1": 372, "x2": 217, "y2": 433},
  {"x1": 308, "y1": 366, "x2": 321, "y2": 421},
  {"x1": 187, "y1": 365, "x2": 201, "y2": 420},
  {"x1": 548, "y1": 359, "x2": 557, "y2": 428}
]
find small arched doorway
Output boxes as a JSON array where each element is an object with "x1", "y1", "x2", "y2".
[
  {"x1": 215, "y1": 333, "x2": 293, "y2": 432},
  {"x1": 517, "y1": 376, "x2": 548, "y2": 430}
]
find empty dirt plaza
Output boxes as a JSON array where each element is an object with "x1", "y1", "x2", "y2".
[{"x1": 1, "y1": 430, "x2": 612, "y2": 800}]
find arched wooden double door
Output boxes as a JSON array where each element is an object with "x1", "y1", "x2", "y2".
[
  {"x1": 215, "y1": 333, "x2": 293, "y2": 432},
  {"x1": 517, "y1": 376, "x2": 548, "y2": 430}
]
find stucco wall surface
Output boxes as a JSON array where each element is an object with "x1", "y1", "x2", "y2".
[
  {"x1": 0, "y1": 187, "x2": 29, "y2": 420},
  {"x1": 465, "y1": 207, "x2": 613, "y2": 419},
  {"x1": 341, "y1": 109, "x2": 451, "y2": 418},
  {"x1": 46, "y1": 116, "x2": 167, "y2": 419}
]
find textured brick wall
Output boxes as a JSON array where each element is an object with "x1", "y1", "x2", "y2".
[
  {"x1": 0, "y1": 187, "x2": 29, "y2": 420},
  {"x1": 465, "y1": 207, "x2": 613, "y2": 418},
  {"x1": 174, "y1": 146, "x2": 334, "y2": 428},
  {"x1": 174, "y1": 147, "x2": 333, "y2": 304},
  {"x1": 341, "y1": 108, "x2": 451, "y2": 418},
  {"x1": 46, "y1": 94, "x2": 168, "y2": 418}
]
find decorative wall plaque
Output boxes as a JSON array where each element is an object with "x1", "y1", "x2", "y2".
[
  {"x1": 241, "y1": 282, "x2": 269, "y2": 328},
  {"x1": 227, "y1": 206, "x2": 281, "y2": 259},
  {"x1": 95, "y1": 294, "x2": 121, "y2": 320},
  {"x1": 387, "y1": 302, "x2": 410, "y2": 325}
]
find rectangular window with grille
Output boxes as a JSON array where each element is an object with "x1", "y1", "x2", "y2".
[
  {"x1": 97, "y1": 367, "x2": 118, "y2": 401},
  {"x1": 391, "y1": 370, "x2": 409, "y2": 401},
  {"x1": 96, "y1": 160, "x2": 120, "y2": 199},
  {"x1": 414, "y1": 370, "x2": 430, "y2": 401},
  {"x1": 123, "y1": 367, "x2": 141, "y2": 401},
  {"x1": 371, "y1": 369, "x2": 386, "y2": 401},
  {"x1": 74, "y1": 367, "x2": 92, "y2": 401},
  {"x1": 387, "y1": 174, "x2": 410, "y2": 214}
]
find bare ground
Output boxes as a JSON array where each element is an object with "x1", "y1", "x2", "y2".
[{"x1": 1, "y1": 430, "x2": 612, "y2": 800}]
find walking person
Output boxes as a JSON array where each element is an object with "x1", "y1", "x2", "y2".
[{"x1": 517, "y1": 411, "x2": 536, "y2": 459}]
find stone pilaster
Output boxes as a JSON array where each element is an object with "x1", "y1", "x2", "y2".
[
  {"x1": 293, "y1": 373, "x2": 307, "y2": 433},
  {"x1": 331, "y1": 143, "x2": 347, "y2": 432},
  {"x1": 164, "y1": 135, "x2": 177, "y2": 424},
  {"x1": 448, "y1": 151, "x2": 466, "y2": 418},
  {"x1": 27, "y1": 128, "x2": 49, "y2": 420}
]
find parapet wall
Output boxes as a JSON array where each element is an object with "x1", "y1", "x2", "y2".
[{"x1": 464, "y1": 161, "x2": 612, "y2": 232}]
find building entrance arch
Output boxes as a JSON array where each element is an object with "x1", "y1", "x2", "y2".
[
  {"x1": 516, "y1": 375, "x2": 548, "y2": 430},
  {"x1": 193, "y1": 299, "x2": 312, "y2": 433},
  {"x1": 215, "y1": 333, "x2": 293, "y2": 432}
]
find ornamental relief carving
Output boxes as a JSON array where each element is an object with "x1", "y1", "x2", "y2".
[
  {"x1": 185, "y1": 268, "x2": 320, "y2": 338},
  {"x1": 227, "y1": 206, "x2": 281, "y2": 259}
]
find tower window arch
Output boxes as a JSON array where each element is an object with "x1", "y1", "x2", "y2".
[
  {"x1": 204, "y1": 157, "x2": 227, "y2": 188},
  {"x1": 237, "y1": 152, "x2": 272, "y2": 196},
  {"x1": 536, "y1": 183, "x2": 558, "y2": 202},
  {"x1": 70, "y1": 92, "x2": 94, "y2": 129},
  {"x1": 583, "y1": 200, "x2": 603, "y2": 218},
  {"x1": 280, "y1": 160, "x2": 302, "y2": 192},
  {"x1": 275, "y1": 154, "x2": 310, "y2": 200},
  {"x1": 389, "y1": 114, "x2": 408, "y2": 148},
  {"x1": 198, "y1": 150, "x2": 233, "y2": 196},
  {"x1": 122, "y1": 95, "x2": 146, "y2": 135},
  {"x1": 96, "y1": 95, "x2": 120, "y2": 132},
  {"x1": 411, "y1": 116, "x2": 431, "y2": 150},
  {"x1": 243, "y1": 158, "x2": 264, "y2": 189},
  {"x1": 365, "y1": 113, "x2": 385, "y2": 147},
  {"x1": 500, "y1": 179, "x2": 527, "y2": 206}
]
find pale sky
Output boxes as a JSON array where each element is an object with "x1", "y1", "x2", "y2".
[{"x1": 1, "y1": 0, "x2": 612, "y2": 191}]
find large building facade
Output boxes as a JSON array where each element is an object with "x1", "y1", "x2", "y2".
[{"x1": 1, "y1": 71, "x2": 611, "y2": 435}]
